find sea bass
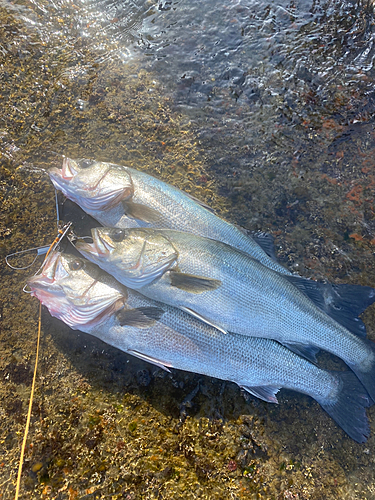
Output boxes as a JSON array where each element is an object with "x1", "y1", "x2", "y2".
[
  {"x1": 48, "y1": 158, "x2": 288, "y2": 274},
  {"x1": 75, "y1": 226, "x2": 375, "y2": 402},
  {"x1": 48, "y1": 158, "x2": 370, "y2": 325},
  {"x1": 27, "y1": 251, "x2": 371, "y2": 443}
]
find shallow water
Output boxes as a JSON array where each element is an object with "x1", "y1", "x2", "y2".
[{"x1": 1, "y1": 0, "x2": 375, "y2": 498}]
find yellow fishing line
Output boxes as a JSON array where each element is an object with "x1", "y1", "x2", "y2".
[
  {"x1": 14, "y1": 226, "x2": 66, "y2": 498},
  {"x1": 14, "y1": 301, "x2": 42, "y2": 500}
]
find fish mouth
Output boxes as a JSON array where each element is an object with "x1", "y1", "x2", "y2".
[
  {"x1": 61, "y1": 157, "x2": 78, "y2": 180},
  {"x1": 27, "y1": 251, "x2": 67, "y2": 291},
  {"x1": 48, "y1": 166, "x2": 76, "y2": 201},
  {"x1": 48, "y1": 157, "x2": 78, "y2": 186},
  {"x1": 48, "y1": 158, "x2": 132, "y2": 210},
  {"x1": 27, "y1": 251, "x2": 69, "y2": 314},
  {"x1": 28, "y1": 250, "x2": 126, "y2": 329},
  {"x1": 75, "y1": 228, "x2": 114, "y2": 259}
]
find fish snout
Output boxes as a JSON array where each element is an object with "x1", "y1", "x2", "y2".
[
  {"x1": 61, "y1": 157, "x2": 78, "y2": 180},
  {"x1": 48, "y1": 158, "x2": 78, "y2": 185},
  {"x1": 27, "y1": 251, "x2": 69, "y2": 293}
]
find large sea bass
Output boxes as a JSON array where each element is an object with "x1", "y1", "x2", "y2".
[
  {"x1": 49, "y1": 158, "x2": 370, "y2": 323},
  {"x1": 48, "y1": 158, "x2": 288, "y2": 274},
  {"x1": 27, "y1": 251, "x2": 371, "y2": 442},
  {"x1": 75, "y1": 226, "x2": 375, "y2": 402}
]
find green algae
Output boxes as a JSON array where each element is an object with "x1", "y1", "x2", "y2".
[{"x1": 0, "y1": 3, "x2": 375, "y2": 500}]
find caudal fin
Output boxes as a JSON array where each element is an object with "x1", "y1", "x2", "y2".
[
  {"x1": 319, "y1": 371, "x2": 370, "y2": 443},
  {"x1": 284, "y1": 276, "x2": 375, "y2": 338}
]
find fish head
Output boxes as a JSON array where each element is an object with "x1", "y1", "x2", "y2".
[
  {"x1": 48, "y1": 158, "x2": 133, "y2": 211},
  {"x1": 27, "y1": 251, "x2": 127, "y2": 329},
  {"x1": 76, "y1": 228, "x2": 178, "y2": 288}
]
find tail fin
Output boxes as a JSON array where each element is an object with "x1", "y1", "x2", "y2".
[
  {"x1": 319, "y1": 371, "x2": 370, "y2": 443},
  {"x1": 284, "y1": 276, "x2": 375, "y2": 338}
]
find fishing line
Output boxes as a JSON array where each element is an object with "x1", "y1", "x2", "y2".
[
  {"x1": 14, "y1": 302, "x2": 42, "y2": 500},
  {"x1": 14, "y1": 223, "x2": 70, "y2": 499},
  {"x1": 6, "y1": 246, "x2": 51, "y2": 270},
  {"x1": 13, "y1": 188, "x2": 72, "y2": 499},
  {"x1": 55, "y1": 189, "x2": 60, "y2": 228},
  {"x1": 22, "y1": 223, "x2": 74, "y2": 294},
  {"x1": 14, "y1": 222, "x2": 73, "y2": 498}
]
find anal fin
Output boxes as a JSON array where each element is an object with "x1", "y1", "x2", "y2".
[{"x1": 240, "y1": 385, "x2": 280, "y2": 403}]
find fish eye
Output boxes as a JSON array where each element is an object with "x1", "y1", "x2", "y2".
[
  {"x1": 79, "y1": 159, "x2": 95, "y2": 169},
  {"x1": 111, "y1": 228, "x2": 125, "y2": 243},
  {"x1": 69, "y1": 259, "x2": 84, "y2": 271}
]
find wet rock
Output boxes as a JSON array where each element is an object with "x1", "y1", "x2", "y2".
[{"x1": 136, "y1": 369, "x2": 151, "y2": 387}]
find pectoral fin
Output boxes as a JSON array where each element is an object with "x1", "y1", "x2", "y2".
[
  {"x1": 169, "y1": 271, "x2": 222, "y2": 293},
  {"x1": 122, "y1": 201, "x2": 164, "y2": 224},
  {"x1": 127, "y1": 349, "x2": 172, "y2": 372},
  {"x1": 180, "y1": 306, "x2": 227, "y2": 334},
  {"x1": 240, "y1": 385, "x2": 280, "y2": 403},
  {"x1": 116, "y1": 307, "x2": 165, "y2": 328},
  {"x1": 251, "y1": 231, "x2": 278, "y2": 261}
]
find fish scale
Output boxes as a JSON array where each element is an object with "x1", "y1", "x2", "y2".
[
  {"x1": 76, "y1": 227, "x2": 375, "y2": 403},
  {"x1": 126, "y1": 166, "x2": 287, "y2": 272},
  {"x1": 48, "y1": 158, "x2": 375, "y2": 335},
  {"x1": 49, "y1": 158, "x2": 290, "y2": 274},
  {"x1": 27, "y1": 251, "x2": 371, "y2": 443}
]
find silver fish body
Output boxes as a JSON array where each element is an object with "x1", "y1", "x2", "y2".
[
  {"x1": 76, "y1": 227, "x2": 375, "y2": 402},
  {"x1": 49, "y1": 158, "x2": 375, "y2": 331},
  {"x1": 48, "y1": 158, "x2": 289, "y2": 274},
  {"x1": 27, "y1": 251, "x2": 371, "y2": 442}
]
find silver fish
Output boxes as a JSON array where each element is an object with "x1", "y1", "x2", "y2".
[
  {"x1": 48, "y1": 158, "x2": 288, "y2": 274},
  {"x1": 75, "y1": 226, "x2": 375, "y2": 402},
  {"x1": 49, "y1": 158, "x2": 371, "y2": 326},
  {"x1": 27, "y1": 251, "x2": 371, "y2": 442}
]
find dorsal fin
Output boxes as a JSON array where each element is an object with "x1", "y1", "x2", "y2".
[{"x1": 250, "y1": 231, "x2": 279, "y2": 262}]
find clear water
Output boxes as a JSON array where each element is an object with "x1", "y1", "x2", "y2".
[{"x1": 1, "y1": 0, "x2": 375, "y2": 498}]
